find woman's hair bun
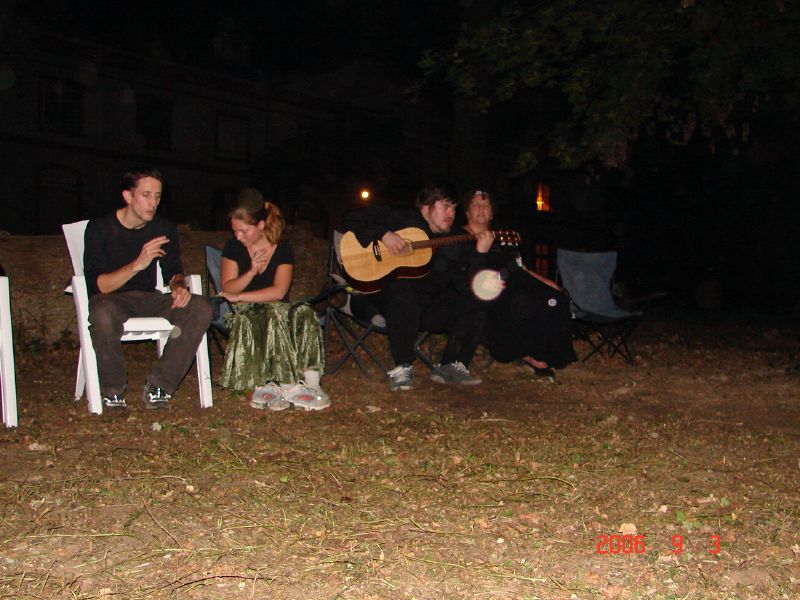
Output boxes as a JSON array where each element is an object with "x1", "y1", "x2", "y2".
[{"x1": 238, "y1": 187, "x2": 264, "y2": 213}]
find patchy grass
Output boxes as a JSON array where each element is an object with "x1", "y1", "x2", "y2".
[{"x1": 1, "y1": 311, "x2": 799, "y2": 598}]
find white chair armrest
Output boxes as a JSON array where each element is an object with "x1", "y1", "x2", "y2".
[
  {"x1": 187, "y1": 274, "x2": 202, "y2": 295},
  {"x1": 67, "y1": 275, "x2": 201, "y2": 297}
]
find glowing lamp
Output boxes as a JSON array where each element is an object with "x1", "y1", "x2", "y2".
[{"x1": 360, "y1": 189, "x2": 370, "y2": 200}]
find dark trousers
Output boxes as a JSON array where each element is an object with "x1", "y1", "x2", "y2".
[
  {"x1": 88, "y1": 291, "x2": 213, "y2": 396},
  {"x1": 372, "y1": 277, "x2": 486, "y2": 367}
]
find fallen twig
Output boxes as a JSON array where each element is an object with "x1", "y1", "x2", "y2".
[{"x1": 143, "y1": 501, "x2": 183, "y2": 549}]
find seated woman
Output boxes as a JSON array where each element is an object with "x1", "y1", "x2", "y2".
[
  {"x1": 462, "y1": 189, "x2": 576, "y2": 379},
  {"x1": 219, "y1": 189, "x2": 329, "y2": 410}
]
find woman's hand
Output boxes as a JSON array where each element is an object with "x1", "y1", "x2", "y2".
[
  {"x1": 474, "y1": 230, "x2": 494, "y2": 253},
  {"x1": 219, "y1": 290, "x2": 241, "y2": 303},
  {"x1": 250, "y1": 249, "x2": 269, "y2": 274}
]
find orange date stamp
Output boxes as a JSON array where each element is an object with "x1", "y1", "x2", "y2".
[{"x1": 595, "y1": 534, "x2": 722, "y2": 555}]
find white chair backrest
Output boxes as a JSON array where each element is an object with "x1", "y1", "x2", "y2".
[
  {"x1": 62, "y1": 219, "x2": 166, "y2": 289},
  {"x1": 63, "y1": 220, "x2": 89, "y2": 276},
  {"x1": 0, "y1": 276, "x2": 18, "y2": 427}
]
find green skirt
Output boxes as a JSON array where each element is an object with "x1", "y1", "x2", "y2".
[{"x1": 220, "y1": 302, "x2": 325, "y2": 390}]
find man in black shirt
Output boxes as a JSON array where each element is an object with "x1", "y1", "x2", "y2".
[
  {"x1": 84, "y1": 167, "x2": 212, "y2": 411},
  {"x1": 341, "y1": 186, "x2": 494, "y2": 391}
]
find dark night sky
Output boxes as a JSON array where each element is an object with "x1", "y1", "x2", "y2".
[{"x1": 23, "y1": 0, "x2": 460, "y2": 81}]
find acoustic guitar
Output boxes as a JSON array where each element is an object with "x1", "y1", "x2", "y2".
[{"x1": 339, "y1": 227, "x2": 521, "y2": 291}]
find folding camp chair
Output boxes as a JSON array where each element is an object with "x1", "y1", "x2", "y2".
[
  {"x1": 556, "y1": 249, "x2": 641, "y2": 364},
  {"x1": 320, "y1": 232, "x2": 435, "y2": 377},
  {"x1": 63, "y1": 220, "x2": 213, "y2": 415},
  {"x1": 0, "y1": 276, "x2": 18, "y2": 427},
  {"x1": 203, "y1": 245, "x2": 231, "y2": 357}
]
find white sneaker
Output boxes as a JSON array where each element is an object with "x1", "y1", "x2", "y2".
[
  {"x1": 281, "y1": 382, "x2": 330, "y2": 411},
  {"x1": 251, "y1": 383, "x2": 291, "y2": 411}
]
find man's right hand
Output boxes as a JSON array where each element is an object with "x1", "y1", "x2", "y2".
[
  {"x1": 381, "y1": 231, "x2": 407, "y2": 255},
  {"x1": 133, "y1": 236, "x2": 169, "y2": 272}
]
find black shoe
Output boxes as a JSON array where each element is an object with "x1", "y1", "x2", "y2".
[
  {"x1": 142, "y1": 383, "x2": 171, "y2": 409},
  {"x1": 532, "y1": 366, "x2": 556, "y2": 382},
  {"x1": 102, "y1": 394, "x2": 128, "y2": 411},
  {"x1": 518, "y1": 360, "x2": 556, "y2": 382}
]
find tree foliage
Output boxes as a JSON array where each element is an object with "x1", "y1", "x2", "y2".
[{"x1": 418, "y1": 0, "x2": 800, "y2": 171}]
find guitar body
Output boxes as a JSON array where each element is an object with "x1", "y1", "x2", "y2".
[{"x1": 340, "y1": 227, "x2": 432, "y2": 288}]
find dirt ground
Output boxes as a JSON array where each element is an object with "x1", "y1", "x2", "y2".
[{"x1": 1, "y1": 307, "x2": 799, "y2": 599}]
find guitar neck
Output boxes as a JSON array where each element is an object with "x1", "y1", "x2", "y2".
[{"x1": 410, "y1": 233, "x2": 476, "y2": 251}]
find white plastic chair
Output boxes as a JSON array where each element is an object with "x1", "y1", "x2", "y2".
[
  {"x1": 0, "y1": 276, "x2": 18, "y2": 427},
  {"x1": 62, "y1": 220, "x2": 213, "y2": 415}
]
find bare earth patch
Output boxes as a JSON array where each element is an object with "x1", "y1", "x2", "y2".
[{"x1": 1, "y1": 309, "x2": 799, "y2": 599}]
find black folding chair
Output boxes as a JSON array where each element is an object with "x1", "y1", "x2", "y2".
[
  {"x1": 203, "y1": 245, "x2": 231, "y2": 358},
  {"x1": 556, "y1": 249, "x2": 642, "y2": 364}
]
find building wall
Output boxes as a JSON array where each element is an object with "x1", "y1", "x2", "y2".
[
  {"x1": 0, "y1": 33, "x2": 276, "y2": 233},
  {"x1": 1, "y1": 32, "x2": 453, "y2": 238}
]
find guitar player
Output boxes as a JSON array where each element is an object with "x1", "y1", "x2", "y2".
[{"x1": 341, "y1": 185, "x2": 495, "y2": 392}]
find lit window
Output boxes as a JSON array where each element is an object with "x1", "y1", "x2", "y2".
[
  {"x1": 535, "y1": 183, "x2": 551, "y2": 212},
  {"x1": 534, "y1": 182, "x2": 552, "y2": 277}
]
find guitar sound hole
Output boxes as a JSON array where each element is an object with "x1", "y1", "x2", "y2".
[{"x1": 371, "y1": 241, "x2": 383, "y2": 262}]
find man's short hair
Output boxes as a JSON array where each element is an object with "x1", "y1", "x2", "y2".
[
  {"x1": 122, "y1": 166, "x2": 163, "y2": 192},
  {"x1": 415, "y1": 185, "x2": 454, "y2": 209}
]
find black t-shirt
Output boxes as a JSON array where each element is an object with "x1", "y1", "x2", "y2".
[
  {"x1": 221, "y1": 237, "x2": 295, "y2": 300},
  {"x1": 83, "y1": 213, "x2": 183, "y2": 297}
]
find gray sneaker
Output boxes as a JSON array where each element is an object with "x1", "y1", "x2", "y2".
[
  {"x1": 387, "y1": 364, "x2": 414, "y2": 391},
  {"x1": 142, "y1": 383, "x2": 171, "y2": 409},
  {"x1": 430, "y1": 361, "x2": 482, "y2": 385},
  {"x1": 282, "y1": 382, "x2": 331, "y2": 411},
  {"x1": 251, "y1": 383, "x2": 291, "y2": 411}
]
